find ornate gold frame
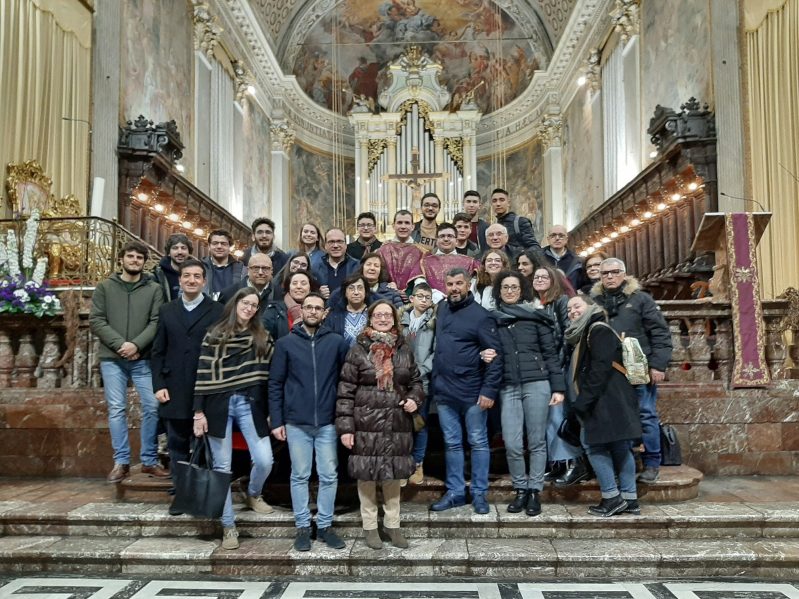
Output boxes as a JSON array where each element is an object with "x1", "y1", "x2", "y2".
[{"x1": 5, "y1": 160, "x2": 54, "y2": 216}]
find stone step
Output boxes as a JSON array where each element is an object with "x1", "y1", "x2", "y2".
[
  {"x1": 1, "y1": 533, "x2": 798, "y2": 579},
  {"x1": 2, "y1": 498, "x2": 797, "y2": 541}
]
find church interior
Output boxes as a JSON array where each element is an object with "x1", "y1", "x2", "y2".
[{"x1": 0, "y1": 0, "x2": 799, "y2": 579}]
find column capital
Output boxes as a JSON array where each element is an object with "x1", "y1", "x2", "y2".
[
  {"x1": 610, "y1": 0, "x2": 640, "y2": 45},
  {"x1": 538, "y1": 115, "x2": 563, "y2": 151},
  {"x1": 586, "y1": 48, "x2": 601, "y2": 92},
  {"x1": 270, "y1": 121, "x2": 295, "y2": 153},
  {"x1": 232, "y1": 60, "x2": 254, "y2": 103},
  {"x1": 192, "y1": 1, "x2": 223, "y2": 61}
]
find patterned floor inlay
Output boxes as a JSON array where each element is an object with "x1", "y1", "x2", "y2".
[{"x1": 1, "y1": 579, "x2": 799, "y2": 599}]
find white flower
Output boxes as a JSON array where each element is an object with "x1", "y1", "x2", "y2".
[
  {"x1": 43, "y1": 295, "x2": 53, "y2": 304},
  {"x1": 13, "y1": 289, "x2": 29, "y2": 303},
  {"x1": 5, "y1": 230, "x2": 19, "y2": 277},
  {"x1": 32, "y1": 257, "x2": 48, "y2": 284}
]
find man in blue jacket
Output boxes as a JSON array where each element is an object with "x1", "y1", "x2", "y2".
[
  {"x1": 430, "y1": 268, "x2": 503, "y2": 514},
  {"x1": 269, "y1": 292, "x2": 350, "y2": 551}
]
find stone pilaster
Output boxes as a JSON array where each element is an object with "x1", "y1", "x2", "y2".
[{"x1": 270, "y1": 120, "x2": 295, "y2": 247}]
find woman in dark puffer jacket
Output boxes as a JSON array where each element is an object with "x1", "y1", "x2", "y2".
[{"x1": 336, "y1": 300, "x2": 424, "y2": 551}]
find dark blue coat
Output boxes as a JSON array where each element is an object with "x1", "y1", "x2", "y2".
[
  {"x1": 432, "y1": 292, "x2": 503, "y2": 403},
  {"x1": 150, "y1": 296, "x2": 224, "y2": 420},
  {"x1": 310, "y1": 253, "x2": 360, "y2": 290},
  {"x1": 268, "y1": 324, "x2": 350, "y2": 429}
]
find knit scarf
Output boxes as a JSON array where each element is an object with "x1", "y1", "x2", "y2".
[
  {"x1": 284, "y1": 294, "x2": 303, "y2": 327},
  {"x1": 195, "y1": 331, "x2": 273, "y2": 395},
  {"x1": 364, "y1": 326, "x2": 398, "y2": 391}
]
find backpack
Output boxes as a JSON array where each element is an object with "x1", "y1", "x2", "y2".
[{"x1": 588, "y1": 322, "x2": 651, "y2": 385}]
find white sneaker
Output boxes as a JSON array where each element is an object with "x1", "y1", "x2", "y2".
[{"x1": 246, "y1": 494, "x2": 274, "y2": 514}]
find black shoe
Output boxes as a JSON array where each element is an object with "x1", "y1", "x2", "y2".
[
  {"x1": 544, "y1": 461, "x2": 566, "y2": 482},
  {"x1": 317, "y1": 527, "x2": 346, "y2": 549},
  {"x1": 637, "y1": 466, "x2": 660, "y2": 483},
  {"x1": 525, "y1": 491, "x2": 542, "y2": 517},
  {"x1": 507, "y1": 489, "x2": 531, "y2": 513},
  {"x1": 588, "y1": 494, "x2": 628, "y2": 517},
  {"x1": 168, "y1": 501, "x2": 183, "y2": 516},
  {"x1": 622, "y1": 499, "x2": 641, "y2": 515},
  {"x1": 294, "y1": 527, "x2": 312, "y2": 552},
  {"x1": 555, "y1": 456, "x2": 591, "y2": 487}
]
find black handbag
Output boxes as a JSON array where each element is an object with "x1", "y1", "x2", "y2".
[
  {"x1": 660, "y1": 423, "x2": 682, "y2": 466},
  {"x1": 557, "y1": 415, "x2": 582, "y2": 447},
  {"x1": 171, "y1": 436, "x2": 232, "y2": 519}
]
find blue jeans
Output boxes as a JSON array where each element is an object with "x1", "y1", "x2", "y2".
[
  {"x1": 585, "y1": 439, "x2": 637, "y2": 500},
  {"x1": 285, "y1": 423, "x2": 338, "y2": 529},
  {"x1": 546, "y1": 399, "x2": 583, "y2": 462},
  {"x1": 100, "y1": 359, "x2": 159, "y2": 466},
  {"x1": 437, "y1": 400, "x2": 489, "y2": 498},
  {"x1": 412, "y1": 392, "x2": 431, "y2": 465},
  {"x1": 635, "y1": 383, "x2": 661, "y2": 468},
  {"x1": 208, "y1": 394, "x2": 274, "y2": 528},
  {"x1": 500, "y1": 381, "x2": 550, "y2": 492}
]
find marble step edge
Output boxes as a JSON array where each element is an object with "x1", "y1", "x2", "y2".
[
  {"x1": 1, "y1": 535, "x2": 798, "y2": 579},
  {"x1": 1, "y1": 502, "x2": 798, "y2": 540}
]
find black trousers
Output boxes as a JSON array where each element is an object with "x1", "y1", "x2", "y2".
[{"x1": 164, "y1": 418, "x2": 193, "y2": 467}]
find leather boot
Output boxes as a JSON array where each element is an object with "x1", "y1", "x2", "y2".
[
  {"x1": 544, "y1": 461, "x2": 566, "y2": 482},
  {"x1": 507, "y1": 489, "x2": 531, "y2": 513},
  {"x1": 555, "y1": 456, "x2": 590, "y2": 487}
]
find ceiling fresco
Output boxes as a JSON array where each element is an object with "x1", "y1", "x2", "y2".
[{"x1": 288, "y1": 0, "x2": 554, "y2": 115}]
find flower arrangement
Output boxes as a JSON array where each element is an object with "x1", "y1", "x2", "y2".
[{"x1": 0, "y1": 210, "x2": 60, "y2": 317}]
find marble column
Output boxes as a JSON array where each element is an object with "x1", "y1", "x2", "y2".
[
  {"x1": 270, "y1": 122, "x2": 295, "y2": 248},
  {"x1": 710, "y1": 0, "x2": 746, "y2": 212},
  {"x1": 90, "y1": 0, "x2": 122, "y2": 220},
  {"x1": 540, "y1": 116, "x2": 564, "y2": 231},
  {"x1": 434, "y1": 138, "x2": 445, "y2": 202},
  {"x1": 387, "y1": 140, "x2": 398, "y2": 222}
]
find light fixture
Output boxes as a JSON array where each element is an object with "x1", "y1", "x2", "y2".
[
  {"x1": 168, "y1": 213, "x2": 180, "y2": 222},
  {"x1": 246, "y1": 85, "x2": 256, "y2": 95},
  {"x1": 233, "y1": 249, "x2": 244, "y2": 258},
  {"x1": 610, "y1": 231, "x2": 619, "y2": 239},
  {"x1": 154, "y1": 203, "x2": 165, "y2": 213},
  {"x1": 620, "y1": 225, "x2": 630, "y2": 233},
  {"x1": 577, "y1": 75, "x2": 587, "y2": 87},
  {"x1": 630, "y1": 218, "x2": 641, "y2": 227},
  {"x1": 657, "y1": 202, "x2": 667, "y2": 211},
  {"x1": 649, "y1": 150, "x2": 658, "y2": 159},
  {"x1": 194, "y1": 227, "x2": 204, "y2": 237},
  {"x1": 601, "y1": 236, "x2": 610, "y2": 244},
  {"x1": 643, "y1": 211, "x2": 653, "y2": 219},
  {"x1": 687, "y1": 181, "x2": 699, "y2": 191},
  {"x1": 670, "y1": 193, "x2": 682, "y2": 202},
  {"x1": 136, "y1": 191, "x2": 149, "y2": 203},
  {"x1": 579, "y1": 250, "x2": 588, "y2": 257},
  {"x1": 176, "y1": 164, "x2": 185, "y2": 173},
  {"x1": 182, "y1": 220, "x2": 193, "y2": 230}
]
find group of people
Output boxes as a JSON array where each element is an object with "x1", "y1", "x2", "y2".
[{"x1": 89, "y1": 187, "x2": 673, "y2": 552}]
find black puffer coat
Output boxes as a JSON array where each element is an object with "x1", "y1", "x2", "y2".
[
  {"x1": 336, "y1": 334, "x2": 424, "y2": 481},
  {"x1": 572, "y1": 313, "x2": 642, "y2": 445}
]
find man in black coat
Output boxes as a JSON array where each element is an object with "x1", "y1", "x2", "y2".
[
  {"x1": 490, "y1": 187, "x2": 542, "y2": 255},
  {"x1": 590, "y1": 257, "x2": 673, "y2": 484},
  {"x1": 151, "y1": 258, "x2": 224, "y2": 506},
  {"x1": 542, "y1": 225, "x2": 588, "y2": 290},
  {"x1": 430, "y1": 268, "x2": 503, "y2": 515}
]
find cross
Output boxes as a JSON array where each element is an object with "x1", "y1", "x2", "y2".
[{"x1": 384, "y1": 147, "x2": 448, "y2": 204}]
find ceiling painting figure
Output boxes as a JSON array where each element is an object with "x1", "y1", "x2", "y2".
[{"x1": 291, "y1": 0, "x2": 551, "y2": 115}]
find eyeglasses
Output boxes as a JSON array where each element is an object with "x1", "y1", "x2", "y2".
[
  {"x1": 437, "y1": 233, "x2": 456, "y2": 239},
  {"x1": 249, "y1": 266, "x2": 273, "y2": 272},
  {"x1": 422, "y1": 203, "x2": 439, "y2": 209},
  {"x1": 601, "y1": 269, "x2": 623, "y2": 277},
  {"x1": 501, "y1": 284, "x2": 520, "y2": 291},
  {"x1": 302, "y1": 305, "x2": 325, "y2": 312},
  {"x1": 413, "y1": 294, "x2": 432, "y2": 301},
  {"x1": 372, "y1": 313, "x2": 394, "y2": 320},
  {"x1": 532, "y1": 275, "x2": 551, "y2": 281},
  {"x1": 357, "y1": 223, "x2": 375, "y2": 229},
  {"x1": 239, "y1": 300, "x2": 259, "y2": 311},
  {"x1": 327, "y1": 240, "x2": 345, "y2": 245}
]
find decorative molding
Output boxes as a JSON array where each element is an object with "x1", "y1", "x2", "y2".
[
  {"x1": 585, "y1": 48, "x2": 601, "y2": 91},
  {"x1": 443, "y1": 138, "x2": 464, "y2": 171},
  {"x1": 118, "y1": 116, "x2": 184, "y2": 163},
  {"x1": 648, "y1": 98, "x2": 716, "y2": 154},
  {"x1": 231, "y1": 59, "x2": 253, "y2": 102},
  {"x1": 270, "y1": 121, "x2": 296, "y2": 153},
  {"x1": 538, "y1": 115, "x2": 563, "y2": 151},
  {"x1": 367, "y1": 139, "x2": 388, "y2": 171},
  {"x1": 609, "y1": 0, "x2": 640, "y2": 44},
  {"x1": 192, "y1": 1, "x2": 223, "y2": 60}
]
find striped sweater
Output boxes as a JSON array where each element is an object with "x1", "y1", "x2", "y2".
[{"x1": 194, "y1": 332, "x2": 273, "y2": 396}]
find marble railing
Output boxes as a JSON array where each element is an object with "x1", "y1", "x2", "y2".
[{"x1": 0, "y1": 299, "x2": 793, "y2": 390}]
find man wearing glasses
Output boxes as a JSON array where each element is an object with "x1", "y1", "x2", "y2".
[
  {"x1": 411, "y1": 192, "x2": 442, "y2": 250},
  {"x1": 217, "y1": 253, "x2": 276, "y2": 306},
  {"x1": 542, "y1": 225, "x2": 587, "y2": 290},
  {"x1": 346, "y1": 212, "x2": 383, "y2": 261},
  {"x1": 591, "y1": 258, "x2": 673, "y2": 484},
  {"x1": 311, "y1": 228, "x2": 360, "y2": 297},
  {"x1": 269, "y1": 293, "x2": 350, "y2": 552}
]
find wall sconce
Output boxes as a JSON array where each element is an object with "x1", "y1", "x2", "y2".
[
  {"x1": 168, "y1": 213, "x2": 180, "y2": 222},
  {"x1": 153, "y1": 203, "x2": 165, "y2": 213}
]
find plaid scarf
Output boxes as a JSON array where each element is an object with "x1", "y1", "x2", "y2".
[{"x1": 364, "y1": 326, "x2": 398, "y2": 392}]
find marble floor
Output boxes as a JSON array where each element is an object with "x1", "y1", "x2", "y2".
[{"x1": 2, "y1": 578, "x2": 799, "y2": 599}]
